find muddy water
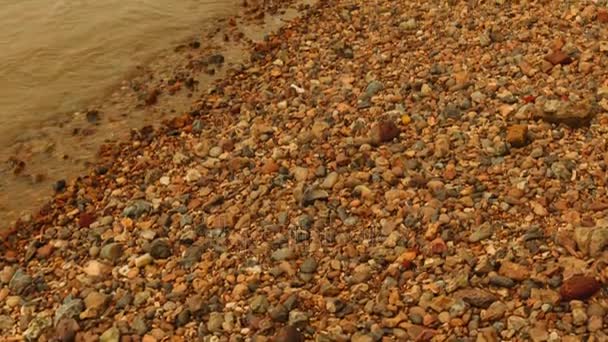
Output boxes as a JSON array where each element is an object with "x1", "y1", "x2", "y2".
[
  {"x1": 0, "y1": 0, "x2": 245, "y2": 223},
  {"x1": 0, "y1": 0, "x2": 237, "y2": 147}
]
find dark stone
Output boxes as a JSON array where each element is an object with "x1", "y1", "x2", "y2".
[{"x1": 149, "y1": 239, "x2": 172, "y2": 259}]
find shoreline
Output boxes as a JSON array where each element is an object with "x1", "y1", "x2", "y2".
[
  {"x1": 2, "y1": 1, "x2": 608, "y2": 341},
  {"x1": 0, "y1": 0, "x2": 305, "y2": 226}
]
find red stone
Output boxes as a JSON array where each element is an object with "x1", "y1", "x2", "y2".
[
  {"x1": 544, "y1": 50, "x2": 573, "y2": 66},
  {"x1": 560, "y1": 275, "x2": 601, "y2": 301},
  {"x1": 522, "y1": 95, "x2": 536, "y2": 104},
  {"x1": 78, "y1": 212, "x2": 96, "y2": 228}
]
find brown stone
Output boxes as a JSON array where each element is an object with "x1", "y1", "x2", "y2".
[
  {"x1": 55, "y1": 318, "x2": 80, "y2": 342},
  {"x1": 369, "y1": 120, "x2": 400, "y2": 145},
  {"x1": 454, "y1": 288, "x2": 498, "y2": 308},
  {"x1": 78, "y1": 212, "x2": 96, "y2": 228},
  {"x1": 560, "y1": 275, "x2": 602, "y2": 301},
  {"x1": 544, "y1": 50, "x2": 573, "y2": 66},
  {"x1": 506, "y1": 125, "x2": 528, "y2": 148},
  {"x1": 274, "y1": 326, "x2": 304, "y2": 342},
  {"x1": 430, "y1": 238, "x2": 447, "y2": 254},
  {"x1": 260, "y1": 159, "x2": 279, "y2": 174},
  {"x1": 518, "y1": 61, "x2": 537, "y2": 77},
  {"x1": 499, "y1": 261, "x2": 530, "y2": 281},
  {"x1": 540, "y1": 100, "x2": 595, "y2": 128},
  {"x1": 36, "y1": 243, "x2": 54, "y2": 259}
]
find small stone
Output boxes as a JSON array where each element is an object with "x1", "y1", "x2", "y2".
[
  {"x1": 300, "y1": 258, "x2": 317, "y2": 273},
  {"x1": 133, "y1": 315, "x2": 149, "y2": 335},
  {"x1": 369, "y1": 120, "x2": 400, "y2": 145},
  {"x1": 6, "y1": 296, "x2": 21, "y2": 307},
  {"x1": 421, "y1": 84, "x2": 432, "y2": 97},
  {"x1": 83, "y1": 260, "x2": 111, "y2": 277},
  {"x1": 507, "y1": 316, "x2": 527, "y2": 331},
  {"x1": 481, "y1": 301, "x2": 507, "y2": 321},
  {"x1": 293, "y1": 167, "x2": 309, "y2": 182},
  {"x1": 589, "y1": 227, "x2": 608, "y2": 257},
  {"x1": 544, "y1": 50, "x2": 573, "y2": 65},
  {"x1": 181, "y1": 246, "x2": 204, "y2": 268},
  {"x1": 541, "y1": 99, "x2": 594, "y2": 128},
  {"x1": 498, "y1": 261, "x2": 530, "y2": 281},
  {"x1": 288, "y1": 310, "x2": 309, "y2": 326},
  {"x1": 8, "y1": 268, "x2": 32, "y2": 295},
  {"x1": 250, "y1": 295, "x2": 270, "y2": 314},
  {"x1": 207, "y1": 313, "x2": 224, "y2": 333},
  {"x1": 122, "y1": 200, "x2": 152, "y2": 218},
  {"x1": 400, "y1": 18, "x2": 417, "y2": 30},
  {"x1": 364, "y1": 80, "x2": 384, "y2": 98},
  {"x1": 100, "y1": 243, "x2": 124, "y2": 262},
  {"x1": 588, "y1": 315, "x2": 603, "y2": 332},
  {"x1": 572, "y1": 307, "x2": 587, "y2": 326},
  {"x1": 185, "y1": 169, "x2": 202, "y2": 182},
  {"x1": 84, "y1": 291, "x2": 108, "y2": 312},
  {"x1": 208, "y1": 146, "x2": 222, "y2": 158},
  {"x1": 54, "y1": 297, "x2": 84, "y2": 325},
  {"x1": 36, "y1": 243, "x2": 54, "y2": 259},
  {"x1": 149, "y1": 239, "x2": 172, "y2": 259},
  {"x1": 175, "y1": 310, "x2": 191, "y2": 327},
  {"x1": 528, "y1": 327, "x2": 549, "y2": 342},
  {"x1": 55, "y1": 318, "x2": 79, "y2": 341},
  {"x1": 497, "y1": 90, "x2": 516, "y2": 104},
  {"x1": 134, "y1": 291, "x2": 151, "y2": 306},
  {"x1": 23, "y1": 316, "x2": 52, "y2": 341},
  {"x1": 0, "y1": 266, "x2": 15, "y2": 284},
  {"x1": 300, "y1": 188, "x2": 329, "y2": 206},
  {"x1": 471, "y1": 91, "x2": 486, "y2": 103},
  {"x1": 351, "y1": 264, "x2": 372, "y2": 284},
  {"x1": 469, "y1": 224, "x2": 493, "y2": 242},
  {"x1": 321, "y1": 172, "x2": 339, "y2": 189},
  {"x1": 560, "y1": 275, "x2": 601, "y2": 301},
  {"x1": 100, "y1": 326, "x2": 120, "y2": 342},
  {"x1": 135, "y1": 254, "x2": 154, "y2": 267},
  {"x1": 454, "y1": 288, "x2": 497, "y2": 308},
  {"x1": 269, "y1": 304, "x2": 289, "y2": 322},
  {"x1": 272, "y1": 247, "x2": 295, "y2": 261},
  {"x1": 274, "y1": 326, "x2": 305, "y2": 342},
  {"x1": 506, "y1": 125, "x2": 528, "y2": 148},
  {"x1": 489, "y1": 275, "x2": 515, "y2": 288}
]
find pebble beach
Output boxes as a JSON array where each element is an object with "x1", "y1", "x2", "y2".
[{"x1": 3, "y1": 0, "x2": 608, "y2": 341}]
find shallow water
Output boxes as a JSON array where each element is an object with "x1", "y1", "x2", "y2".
[{"x1": 0, "y1": 0, "x2": 236, "y2": 148}]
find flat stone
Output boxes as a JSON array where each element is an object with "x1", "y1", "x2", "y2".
[
  {"x1": 454, "y1": 288, "x2": 497, "y2": 308},
  {"x1": 544, "y1": 50, "x2": 573, "y2": 65},
  {"x1": 498, "y1": 261, "x2": 530, "y2": 281}
]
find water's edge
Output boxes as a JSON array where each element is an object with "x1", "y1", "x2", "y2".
[{"x1": 0, "y1": 0, "x2": 307, "y2": 226}]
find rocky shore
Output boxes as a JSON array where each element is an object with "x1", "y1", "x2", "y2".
[{"x1": 2, "y1": 0, "x2": 608, "y2": 341}]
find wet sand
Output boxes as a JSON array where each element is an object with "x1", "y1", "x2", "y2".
[{"x1": 1, "y1": 0, "x2": 303, "y2": 225}]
